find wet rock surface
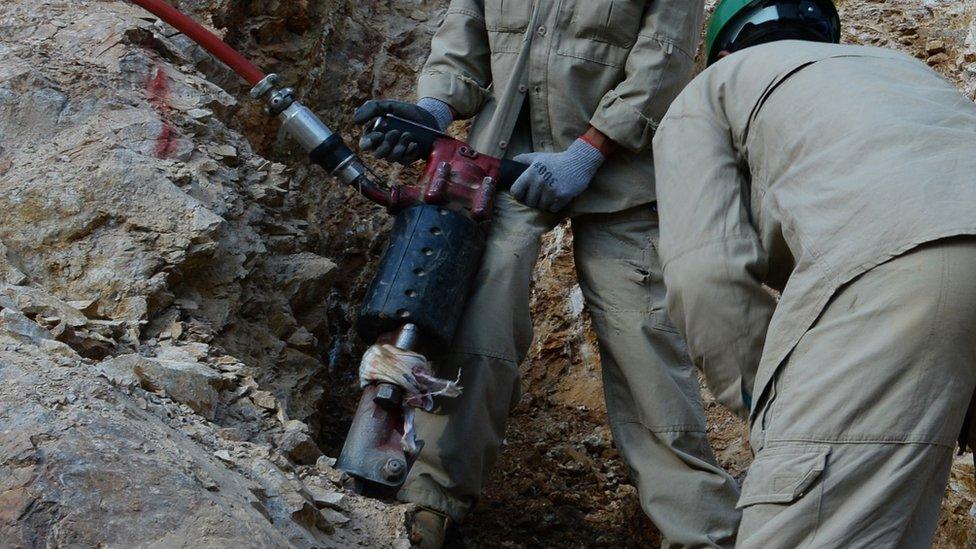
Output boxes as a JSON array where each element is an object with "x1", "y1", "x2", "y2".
[{"x1": 1, "y1": 0, "x2": 975, "y2": 547}]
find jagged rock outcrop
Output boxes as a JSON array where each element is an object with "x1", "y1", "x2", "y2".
[{"x1": 0, "y1": 1, "x2": 411, "y2": 546}]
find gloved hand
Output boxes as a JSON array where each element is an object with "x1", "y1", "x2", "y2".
[
  {"x1": 353, "y1": 98, "x2": 454, "y2": 165},
  {"x1": 511, "y1": 139, "x2": 606, "y2": 212}
]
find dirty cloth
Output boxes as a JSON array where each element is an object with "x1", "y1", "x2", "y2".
[
  {"x1": 736, "y1": 238, "x2": 976, "y2": 546},
  {"x1": 653, "y1": 40, "x2": 976, "y2": 546},
  {"x1": 359, "y1": 344, "x2": 463, "y2": 410},
  {"x1": 399, "y1": 180, "x2": 740, "y2": 546},
  {"x1": 419, "y1": 0, "x2": 703, "y2": 214},
  {"x1": 359, "y1": 344, "x2": 462, "y2": 453}
]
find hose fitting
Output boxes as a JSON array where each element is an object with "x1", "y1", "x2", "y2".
[{"x1": 249, "y1": 73, "x2": 280, "y2": 100}]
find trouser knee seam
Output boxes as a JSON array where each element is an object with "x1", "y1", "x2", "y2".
[
  {"x1": 766, "y1": 436, "x2": 956, "y2": 449},
  {"x1": 616, "y1": 418, "x2": 706, "y2": 434}
]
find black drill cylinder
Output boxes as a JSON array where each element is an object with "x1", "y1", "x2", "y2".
[{"x1": 357, "y1": 205, "x2": 485, "y2": 348}]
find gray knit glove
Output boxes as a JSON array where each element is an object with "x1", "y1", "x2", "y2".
[
  {"x1": 353, "y1": 97, "x2": 454, "y2": 165},
  {"x1": 511, "y1": 139, "x2": 606, "y2": 212}
]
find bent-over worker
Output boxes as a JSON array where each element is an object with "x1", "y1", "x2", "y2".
[{"x1": 654, "y1": 0, "x2": 976, "y2": 546}]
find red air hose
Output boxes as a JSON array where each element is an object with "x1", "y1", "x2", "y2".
[
  {"x1": 128, "y1": 0, "x2": 397, "y2": 208},
  {"x1": 129, "y1": 0, "x2": 266, "y2": 86}
]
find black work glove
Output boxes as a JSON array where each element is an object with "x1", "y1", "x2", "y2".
[{"x1": 353, "y1": 99, "x2": 452, "y2": 165}]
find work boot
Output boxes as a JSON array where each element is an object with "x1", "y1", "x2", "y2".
[{"x1": 408, "y1": 507, "x2": 451, "y2": 549}]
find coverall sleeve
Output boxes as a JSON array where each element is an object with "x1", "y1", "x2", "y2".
[
  {"x1": 589, "y1": 0, "x2": 705, "y2": 153},
  {"x1": 652, "y1": 95, "x2": 775, "y2": 419},
  {"x1": 416, "y1": 0, "x2": 492, "y2": 119}
]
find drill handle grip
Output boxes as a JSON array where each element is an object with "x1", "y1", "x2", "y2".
[
  {"x1": 371, "y1": 114, "x2": 443, "y2": 159},
  {"x1": 498, "y1": 159, "x2": 529, "y2": 189},
  {"x1": 373, "y1": 115, "x2": 528, "y2": 188}
]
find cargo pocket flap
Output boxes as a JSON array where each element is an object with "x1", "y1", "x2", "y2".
[{"x1": 736, "y1": 445, "x2": 830, "y2": 509}]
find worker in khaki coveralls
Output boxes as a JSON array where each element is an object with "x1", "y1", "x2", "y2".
[
  {"x1": 654, "y1": 0, "x2": 976, "y2": 546},
  {"x1": 353, "y1": 0, "x2": 744, "y2": 546}
]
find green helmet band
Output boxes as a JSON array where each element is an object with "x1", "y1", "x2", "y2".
[{"x1": 705, "y1": 0, "x2": 841, "y2": 65}]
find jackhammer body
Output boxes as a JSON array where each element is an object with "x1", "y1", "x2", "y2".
[
  {"x1": 268, "y1": 94, "x2": 523, "y2": 494},
  {"x1": 339, "y1": 118, "x2": 526, "y2": 495},
  {"x1": 252, "y1": 81, "x2": 526, "y2": 493}
]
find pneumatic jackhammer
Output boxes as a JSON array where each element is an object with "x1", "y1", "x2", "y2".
[
  {"x1": 260, "y1": 84, "x2": 528, "y2": 496},
  {"x1": 129, "y1": 0, "x2": 527, "y2": 498}
]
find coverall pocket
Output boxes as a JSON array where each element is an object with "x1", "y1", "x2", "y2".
[
  {"x1": 558, "y1": 0, "x2": 644, "y2": 67},
  {"x1": 484, "y1": 0, "x2": 532, "y2": 32},
  {"x1": 737, "y1": 445, "x2": 830, "y2": 509},
  {"x1": 571, "y1": 0, "x2": 643, "y2": 47}
]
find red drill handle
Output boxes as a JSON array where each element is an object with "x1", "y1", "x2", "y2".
[{"x1": 373, "y1": 115, "x2": 528, "y2": 188}]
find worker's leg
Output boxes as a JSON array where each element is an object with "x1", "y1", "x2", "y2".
[
  {"x1": 397, "y1": 191, "x2": 555, "y2": 521},
  {"x1": 573, "y1": 206, "x2": 741, "y2": 548},
  {"x1": 738, "y1": 237, "x2": 976, "y2": 548}
]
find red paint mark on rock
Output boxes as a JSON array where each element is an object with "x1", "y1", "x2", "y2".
[{"x1": 146, "y1": 63, "x2": 177, "y2": 159}]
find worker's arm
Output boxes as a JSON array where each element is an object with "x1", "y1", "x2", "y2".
[
  {"x1": 590, "y1": 0, "x2": 705, "y2": 153},
  {"x1": 416, "y1": 0, "x2": 492, "y2": 119},
  {"x1": 652, "y1": 94, "x2": 775, "y2": 419}
]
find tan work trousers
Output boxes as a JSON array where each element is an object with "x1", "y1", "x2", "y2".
[
  {"x1": 398, "y1": 190, "x2": 741, "y2": 547},
  {"x1": 739, "y1": 237, "x2": 976, "y2": 548}
]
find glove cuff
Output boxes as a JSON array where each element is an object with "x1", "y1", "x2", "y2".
[
  {"x1": 567, "y1": 138, "x2": 607, "y2": 176},
  {"x1": 417, "y1": 97, "x2": 454, "y2": 131}
]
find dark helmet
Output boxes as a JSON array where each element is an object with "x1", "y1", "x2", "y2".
[{"x1": 706, "y1": 0, "x2": 841, "y2": 65}]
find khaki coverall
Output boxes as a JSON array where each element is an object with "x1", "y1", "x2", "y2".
[
  {"x1": 399, "y1": 1, "x2": 745, "y2": 545},
  {"x1": 653, "y1": 40, "x2": 976, "y2": 547}
]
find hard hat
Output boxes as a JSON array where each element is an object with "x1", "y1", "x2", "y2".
[{"x1": 705, "y1": 0, "x2": 841, "y2": 65}]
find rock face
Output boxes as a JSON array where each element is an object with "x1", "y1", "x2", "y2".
[
  {"x1": 1, "y1": 334, "x2": 303, "y2": 547},
  {"x1": 100, "y1": 353, "x2": 223, "y2": 418},
  {"x1": 2, "y1": 0, "x2": 976, "y2": 547},
  {"x1": 0, "y1": 1, "x2": 410, "y2": 546}
]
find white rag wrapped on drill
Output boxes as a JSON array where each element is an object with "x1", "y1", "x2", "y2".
[{"x1": 358, "y1": 344, "x2": 462, "y2": 454}]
